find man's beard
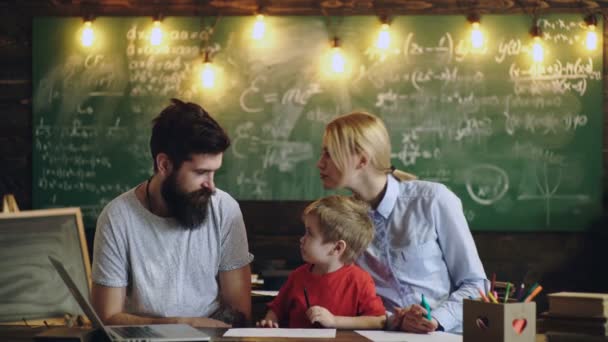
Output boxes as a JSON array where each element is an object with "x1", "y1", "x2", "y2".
[{"x1": 161, "y1": 172, "x2": 213, "y2": 229}]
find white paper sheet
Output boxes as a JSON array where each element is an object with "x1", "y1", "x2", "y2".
[
  {"x1": 224, "y1": 328, "x2": 336, "y2": 338},
  {"x1": 355, "y1": 330, "x2": 462, "y2": 342},
  {"x1": 251, "y1": 290, "x2": 279, "y2": 296}
]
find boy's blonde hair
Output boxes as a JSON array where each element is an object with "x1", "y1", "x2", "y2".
[
  {"x1": 302, "y1": 195, "x2": 373, "y2": 264},
  {"x1": 323, "y1": 111, "x2": 416, "y2": 181}
]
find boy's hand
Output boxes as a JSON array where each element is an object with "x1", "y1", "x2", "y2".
[
  {"x1": 256, "y1": 319, "x2": 279, "y2": 328},
  {"x1": 396, "y1": 304, "x2": 438, "y2": 333},
  {"x1": 306, "y1": 305, "x2": 335, "y2": 328}
]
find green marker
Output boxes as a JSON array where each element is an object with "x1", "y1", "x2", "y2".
[
  {"x1": 421, "y1": 294, "x2": 431, "y2": 320},
  {"x1": 504, "y1": 282, "x2": 512, "y2": 303}
]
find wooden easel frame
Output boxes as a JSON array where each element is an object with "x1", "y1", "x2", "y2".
[
  {"x1": 0, "y1": 207, "x2": 91, "y2": 326},
  {"x1": 2, "y1": 194, "x2": 20, "y2": 213}
]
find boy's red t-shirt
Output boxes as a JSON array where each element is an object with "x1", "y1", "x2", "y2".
[{"x1": 267, "y1": 263, "x2": 386, "y2": 328}]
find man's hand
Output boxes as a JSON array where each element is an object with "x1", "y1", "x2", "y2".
[
  {"x1": 306, "y1": 306, "x2": 336, "y2": 328},
  {"x1": 177, "y1": 317, "x2": 231, "y2": 328},
  {"x1": 256, "y1": 319, "x2": 279, "y2": 328},
  {"x1": 395, "y1": 304, "x2": 438, "y2": 333}
]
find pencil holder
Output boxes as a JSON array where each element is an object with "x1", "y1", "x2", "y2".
[{"x1": 463, "y1": 299, "x2": 536, "y2": 342}]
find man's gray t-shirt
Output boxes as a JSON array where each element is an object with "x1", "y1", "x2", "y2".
[{"x1": 92, "y1": 186, "x2": 254, "y2": 318}]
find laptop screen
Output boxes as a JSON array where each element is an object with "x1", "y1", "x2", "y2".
[
  {"x1": 49, "y1": 256, "x2": 211, "y2": 342},
  {"x1": 48, "y1": 256, "x2": 106, "y2": 330}
]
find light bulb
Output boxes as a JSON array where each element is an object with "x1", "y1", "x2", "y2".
[
  {"x1": 81, "y1": 21, "x2": 94, "y2": 47},
  {"x1": 252, "y1": 14, "x2": 265, "y2": 40},
  {"x1": 532, "y1": 37, "x2": 544, "y2": 62},
  {"x1": 331, "y1": 47, "x2": 345, "y2": 73},
  {"x1": 586, "y1": 25, "x2": 597, "y2": 51},
  {"x1": 201, "y1": 62, "x2": 215, "y2": 88},
  {"x1": 471, "y1": 22, "x2": 484, "y2": 49},
  {"x1": 376, "y1": 23, "x2": 390, "y2": 50},
  {"x1": 150, "y1": 20, "x2": 163, "y2": 46}
]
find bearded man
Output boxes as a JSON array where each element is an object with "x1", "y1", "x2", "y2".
[{"x1": 91, "y1": 99, "x2": 253, "y2": 328}]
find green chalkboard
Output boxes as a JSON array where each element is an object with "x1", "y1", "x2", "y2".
[
  {"x1": 33, "y1": 15, "x2": 603, "y2": 231},
  {"x1": 0, "y1": 208, "x2": 90, "y2": 323}
]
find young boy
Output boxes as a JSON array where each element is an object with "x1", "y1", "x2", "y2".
[{"x1": 256, "y1": 195, "x2": 386, "y2": 329}]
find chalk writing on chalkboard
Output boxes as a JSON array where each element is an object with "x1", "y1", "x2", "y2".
[{"x1": 33, "y1": 15, "x2": 603, "y2": 231}]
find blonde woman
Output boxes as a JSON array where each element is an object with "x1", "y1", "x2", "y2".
[{"x1": 317, "y1": 112, "x2": 488, "y2": 334}]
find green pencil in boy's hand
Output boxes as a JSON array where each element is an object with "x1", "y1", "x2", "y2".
[{"x1": 421, "y1": 294, "x2": 431, "y2": 320}]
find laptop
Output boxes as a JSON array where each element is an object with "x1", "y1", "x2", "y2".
[{"x1": 48, "y1": 256, "x2": 210, "y2": 342}]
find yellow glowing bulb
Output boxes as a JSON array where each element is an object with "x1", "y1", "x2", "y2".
[
  {"x1": 586, "y1": 25, "x2": 597, "y2": 51},
  {"x1": 532, "y1": 37, "x2": 544, "y2": 62},
  {"x1": 252, "y1": 15, "x2": 265, "y2": 40},
  {"x1": 331, "y1": 47, "x2": 345, "y2": 73},
  {"x1": 81, "y1": 21, "x2": 94, "y2": 47},
  {"x1": 471, "y1": 22, "x2": 484, "y2": 49},
  {"x1": 201, "y1": 63, "x2": 215, "y2": 88},
  {"x1": 376, "y1": 23, "x2": 391, "y2": 50},
  {"x1": 150, "y1": 20, "x2": 163, "y2": 46}
]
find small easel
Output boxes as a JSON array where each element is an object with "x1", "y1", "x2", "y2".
[
  {"x1": 2, "y1": 194, "x2": 20, "y2": 213},
  {"x1": 0, "y1": 199, "x2": 94, "y2": 338}
]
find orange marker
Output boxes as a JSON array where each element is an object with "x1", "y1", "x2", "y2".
[
  {"x1": 524, "y1": 285, "x2": 543, "y2": 302},
  {"x1": 478, "y1": 288, "x2": 490, "y2": 302}
]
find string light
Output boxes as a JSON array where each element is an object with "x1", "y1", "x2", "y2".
[
  {"x1": 532, "y1": 37, "x2": 543, "y2": 62},
  {"x1": 81, "y1": 18, "x2": 95, "y2": 47},
  {"x1": 467, "y1": 13, "x2": 484, "y2": 50},
  {"x1": 150, "y1": 15, "x2": 163, "y2": 46},
  {"x1": 252, "y1": 14, "x2": 266, "y2": 40},
  {"x1": 584, "y1": 14, "x2": 598, "y2": 51},
  {"x1": 200, "y1": 51, "x2": 216, "y2": 89},
  {"x1": 330, "y1": 37, "x2": 345, "y2": 73},
  {"x1": 530, "y1": 23, "x2": 544, "y2": 62},
  {"x1": 376, "y1": 16, "x2": 391, "y2": 50}
]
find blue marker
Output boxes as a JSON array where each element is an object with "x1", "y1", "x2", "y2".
[{"x1": 421, "y1": 294, "x2": 431, "y2": 320}]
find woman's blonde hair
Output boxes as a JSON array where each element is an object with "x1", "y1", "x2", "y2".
[
  {"x1": 303, "y1": 195, "x2": 373, "y2": 264},
  {"x1": 323, "y1": 111, "x2": 416, "y2": 181}
]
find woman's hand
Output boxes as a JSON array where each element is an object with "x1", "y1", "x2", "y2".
[{"x1": 395, "y1": 304, "x2": 438, "y2": 333}]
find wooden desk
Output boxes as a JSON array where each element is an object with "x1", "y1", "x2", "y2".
[
  {"x1": 0, "y1": 328, "x2": 369, "y2": 342},
  {"x1": 0, "y1": 326, "x2": 549, "y2": 341},
  {"x1": 204, "y1": 328, "x2": 368, "y2": 341},
  {"x1": 202, "y1": 329, "x2": 549, "y2": 342}
]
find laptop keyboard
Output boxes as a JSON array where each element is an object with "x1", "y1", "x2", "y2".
[{"x1": 112, "y1": 326, "x2": 164, "y2": 338}]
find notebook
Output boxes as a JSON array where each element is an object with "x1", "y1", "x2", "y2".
[
  {"x1": 48, "y1": 256, "x2": 210, "y2": 342},
  {"x1": 548, "y1": 292, "x2": 608, "y2": 318}
]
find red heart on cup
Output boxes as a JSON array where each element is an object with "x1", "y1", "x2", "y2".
[{"x1": 512, "y1": 318, "x2": 527, "y2": 334}]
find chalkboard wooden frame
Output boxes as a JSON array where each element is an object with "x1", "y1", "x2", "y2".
[{"x1": 0, "y1": 208, "x2": 91, "y2": 325}]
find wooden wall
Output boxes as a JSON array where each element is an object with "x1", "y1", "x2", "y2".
[{"x1": 1, "y1": 1, "x2": 607, "y2": 314}]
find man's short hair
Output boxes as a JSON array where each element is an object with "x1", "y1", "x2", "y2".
[
  {"x1": 150, "y1": 98, "x2": 230, "y2": 171},
  {"x1": 302, "y1": 195, "x2": 374, "y2": 264}
]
